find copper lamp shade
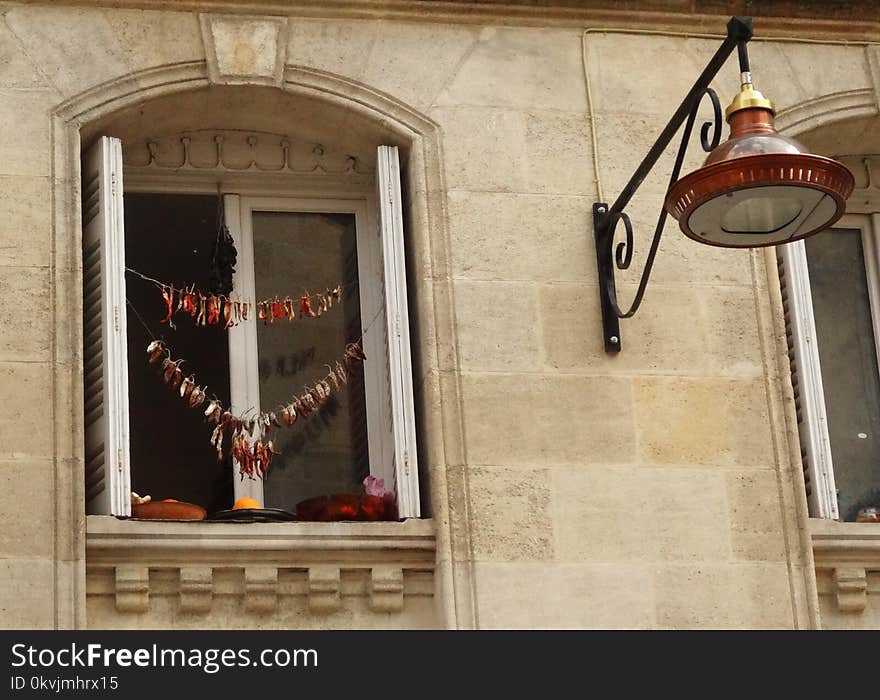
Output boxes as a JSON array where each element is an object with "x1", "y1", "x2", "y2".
[{"x1": 666, "y1": 83, "x2": 854, "y2": 248}]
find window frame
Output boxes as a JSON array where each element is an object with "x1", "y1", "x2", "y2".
[
  {"x1": 85, "y1": 137, "x2": 421, "y2": 518},
  {"x1": 781, "y1": 212, "x2": 880, "y2": 520},
  {"x1": 225, "y1": 194, "x2": 391, "y2": 505}
]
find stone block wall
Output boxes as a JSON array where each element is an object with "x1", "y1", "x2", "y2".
[{"x1": 0, "y1": 0, "x2": 876, "y2": 629}]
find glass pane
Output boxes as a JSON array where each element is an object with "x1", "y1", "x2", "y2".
[
  {"x1": 124, "y1": 193, "x2": 233, "y2": 513},
  {"x1": 806, "y1": 228, "x2": 880, "y2": 521},
  {"x1": 252, "y1": 211, "x2": 368, "y2": 510}
]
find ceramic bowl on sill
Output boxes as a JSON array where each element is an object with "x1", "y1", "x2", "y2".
[
  {"x1": 295, "y1": 494, "x2": 394, "y2": 522},
  {"x1": 131, "y1": 500, "x2": 207, "y2": 520}
]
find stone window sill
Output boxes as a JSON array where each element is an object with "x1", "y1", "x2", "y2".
[
  {"x1": 810, "y1": 518, "x2": 880, "y2": 613},
  {"x1": 86, "y1": 515, "x2": 436, "y2": 615}
]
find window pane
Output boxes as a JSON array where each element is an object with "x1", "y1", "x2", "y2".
[
  {"x1": 251, "y1": 211, "x2": 368, "y2": 510},
  {"x1": 806, "y1": 228, "x2": 880, "y2": 521},
  {"x1": 124, "y1": 193, "x2": 234, "y2": 513}
]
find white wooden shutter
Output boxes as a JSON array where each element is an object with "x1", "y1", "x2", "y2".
[
  {"x1": 777, "y1": 242, "x2": 839, "y2": 519},
  {"x1": 82, "y1": 136, "x2": 131, "y2": 516},
  {"x1": 377, "y1": 146, "x2": 420, "y2": 518}
]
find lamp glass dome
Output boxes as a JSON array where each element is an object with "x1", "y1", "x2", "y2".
[
  {"x1": 666, "y1": 83, "x2": 854, "y2": 248},
  {"x1": 686, "y1": 183, "x2": 840, "y2": 247}
]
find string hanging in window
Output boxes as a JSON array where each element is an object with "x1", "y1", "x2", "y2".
[
  {"x1": 127, "y1": 267, "x2": 346, "y2": 328},
  {"x1": 145, "y1": 338, "x2": 366, "y2": 480}
]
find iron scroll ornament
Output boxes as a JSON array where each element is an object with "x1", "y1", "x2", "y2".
[
  {"x1": 592, "y1": 15, "x2": 753, "y2": 353},
  {"x1": 594, "y1": 88, "x2": 722, "y2": 326}
]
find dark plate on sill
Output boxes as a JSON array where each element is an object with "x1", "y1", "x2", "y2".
[{"x1": 207, "y1": 508, "x2": 297, "y2": 523}]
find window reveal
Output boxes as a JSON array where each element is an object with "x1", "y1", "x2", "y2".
[{"x1": 82, "y1": 136, "x2": 421, "y2": 519}]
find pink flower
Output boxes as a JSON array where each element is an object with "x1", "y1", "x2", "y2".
[{"x1": 363, "y1": 475, "x2": 385, "y2": 497}]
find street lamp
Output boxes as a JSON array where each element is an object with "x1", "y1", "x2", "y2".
[{"x1": 594, "y1": 16, "x2": 854, "y2": 353}]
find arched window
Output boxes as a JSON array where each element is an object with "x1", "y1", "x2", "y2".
[{"x1": 81, "y1": 87, "x2": 420, "y2": 520}]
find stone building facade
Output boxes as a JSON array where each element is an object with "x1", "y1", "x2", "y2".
[{"x1": 1, "y1": 0, "x2": 879, "y2": 629}]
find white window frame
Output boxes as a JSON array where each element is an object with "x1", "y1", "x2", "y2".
[
  {"x1": 781, "y1": 212, "x2": 880, "y2": 520},
  {"x1": 226, "y1": 195, "x2": 394, "y2": 506},
  {"x1": 85, "y1": 139, "x2": 421, "y2": 519}
]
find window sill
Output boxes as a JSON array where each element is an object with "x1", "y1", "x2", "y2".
[
  {"x1": 810, "y1": 518, "x2": 880, "y2": 613},
  {"x1": 86, "y1": 515, "x2": 435, "y2": 615}
]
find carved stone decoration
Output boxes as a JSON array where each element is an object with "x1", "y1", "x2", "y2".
[
  {"x1": 244, "y1": 566, "x2": 278, "y2": 613},
  {"x1": 308, "y1": 566, "x2": 342, "y2": 614},
  {"x1": 369, "y1": 566, "x2": 405, "y2": 613},
  {"x1": 179, "y1": 566, "x2": 213, "y2": 614},
  {"x1": 200, "y1": 14, "x2": 288, "y2": 87},
  {"x1": 832, "y1": 567, "x2": 868, "y2": 613},
  {"x1": 115, "y1": 565, "x2": 149, "y2": 613},
  {"x1": 123, "y1": 131, "x2": 368, "y2": 177},
  {"x1": 86, "y1": 519, "x2": 437, "y2": 622}
]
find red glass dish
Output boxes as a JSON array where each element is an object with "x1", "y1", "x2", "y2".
[{"x1": 296, "y1": 494, "x2": 394, "y2": 522}]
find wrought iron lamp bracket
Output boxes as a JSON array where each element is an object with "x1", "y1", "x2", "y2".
[{"x1": 593, "y1": 16, "x2": 753, "y2": 353}]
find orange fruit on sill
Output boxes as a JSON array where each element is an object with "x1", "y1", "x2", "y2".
[{"x1": 233, "y1": 497, "x2": 261, "y2": 510}]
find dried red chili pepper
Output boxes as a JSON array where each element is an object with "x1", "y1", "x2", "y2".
[
  {"x1": 335, "y1": 361, "x2": 348, "y2": 384},
  {"x1": 204, "y1": 400, "x2": 222, "y2": 424},
  {"x1": 196, "y1": 294, "x2": 207, "y2": 326},
  {"x1": 188, "y1": 385, "x2": 206, "y2": 409},
  {"x1": 183, "y1": 290, "x2": 197, "y2": 316},
  {"x1": 271, "y1": 297, "x2": 285, "y2": 320},
  {"x1": 264, "y1": 441, "x2": 278, "y2": 476},
  {"x1": 160, "y1": 285, "x2": 174, "y2": 324},
  {"x1": 163, "y1": 360, "x2": 178, "y2": 383},
  {"x1": 210, "y1": 424, "x2": 224, "y2": 461},
  {"x1": 346, "y1": 342, "x2": 366, "y2": 362},
  {"x1": 206, "y1": 295, "x2": 220, "y2": 325},
  {"x1": 147, "y1": 340, "x2": 165, "y2": 364},
  {"x1": 179, "y1": 376, "x2": 194, "y2": 401},
  {"x1": 281, "y1": 404, "x2": 297, "y2": 426},
  {"x1": 299, "y1": 294, "x2": 315, "y2": 318}
]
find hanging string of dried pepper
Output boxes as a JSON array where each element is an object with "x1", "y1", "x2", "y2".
[
  {"x1": 154, "y1": 284, "x2": 343, "y2": 327},
  {"x1": 126, "y1": 266, "x2": 346, "y2": 328},
  {"x1": 144, "y1": 337, "x2": 366, "y2": 480}
]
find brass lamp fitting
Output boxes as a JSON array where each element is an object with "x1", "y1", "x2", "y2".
[{"x1": 725, "y1": 77, "x2": 774, "y2": 120}]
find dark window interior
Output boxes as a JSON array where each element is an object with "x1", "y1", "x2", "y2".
[
  {"x1": 806, "y1": 227, "x2": 880, "y2": 521},
  {"x1": 124, "y1": 192, "x2": 233, "y2": 513}
]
